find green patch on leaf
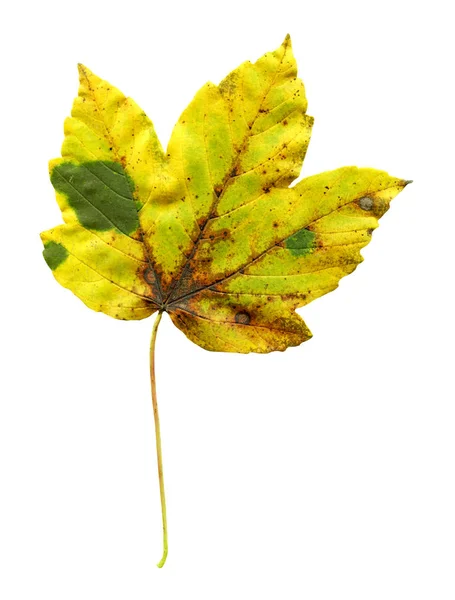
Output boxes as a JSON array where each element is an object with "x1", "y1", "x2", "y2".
[
  {"x1": 51, "y1": 161, "x2": 139, "y2": 235},
  {"x1": 43, "y1": 241, "x2": 68, "y2": 270},
  {"x1": 284, "y1": 227, "x2": 316, "y2": 256}
]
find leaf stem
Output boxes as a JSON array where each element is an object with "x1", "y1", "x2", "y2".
[{"x1": 149, "y1": 310, "x2": 168, "y2": 568}]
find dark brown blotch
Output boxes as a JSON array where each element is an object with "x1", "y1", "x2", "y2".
[{"x1": 143, "y1": 267, "x2": 156, "y2": 285}]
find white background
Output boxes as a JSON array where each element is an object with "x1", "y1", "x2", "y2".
[{"x1": 1, "y1": 1, "x2": 454, "y2": 598}]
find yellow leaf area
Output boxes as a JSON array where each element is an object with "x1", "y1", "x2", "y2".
[{"x1": 42, "y1": 36, "x2": 410, "y2": 353}]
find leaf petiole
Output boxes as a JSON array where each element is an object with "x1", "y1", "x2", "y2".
[{"x1": 149, "y1": 310, "x2": 168, "y2": 568}]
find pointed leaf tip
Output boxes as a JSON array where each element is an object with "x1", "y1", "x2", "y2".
[{"x1": 77, "y1": 63, "x2": 92, "y2": 80}]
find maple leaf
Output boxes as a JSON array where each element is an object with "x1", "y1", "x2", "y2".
[{"x1": 41, "y1": 36, "x2": 410, "y2": 566}]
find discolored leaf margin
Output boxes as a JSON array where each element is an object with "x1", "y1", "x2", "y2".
[{"x1": 41, "y1": 35, "x2": 410, "y2": 353}]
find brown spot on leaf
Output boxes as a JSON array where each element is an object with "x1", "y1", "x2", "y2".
[
  {"x1": 235, "y1": 310, "x2": 251, "y2": 325},
  {"x1": 143, "y1": 267, "x2": 156, "y2": 285},
  {"x1": 359, "y1": 196, "x2": 374, "y2": 211}
]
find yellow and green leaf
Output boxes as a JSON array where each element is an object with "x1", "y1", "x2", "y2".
[
  {"x1": 41, "y1": 36, "x2": 410, "y2": 567},
  {"x1": 42, "y1": 35, "x2": 410, "y2": 349}
]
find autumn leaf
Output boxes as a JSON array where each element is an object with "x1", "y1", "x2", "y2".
[{"x1": 41, "y1": 35, "x2": 410, "y2": 566}]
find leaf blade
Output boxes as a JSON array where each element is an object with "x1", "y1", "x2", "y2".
[
  {"x1": 43, "y1": 67, "x2": 165, "y2": 316},
  {"x1": 43, "y1": 41, "x2": 409, "y2": 350},
  {"x1": 162, "y1": 36, "x2": 312, "y2": 304},
  {"x1": 41, "y1": 225, "x2": 156, "y2": 320},
  {"x1": 170, "y1": 168, "x2": 409, "y2": 352}
]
